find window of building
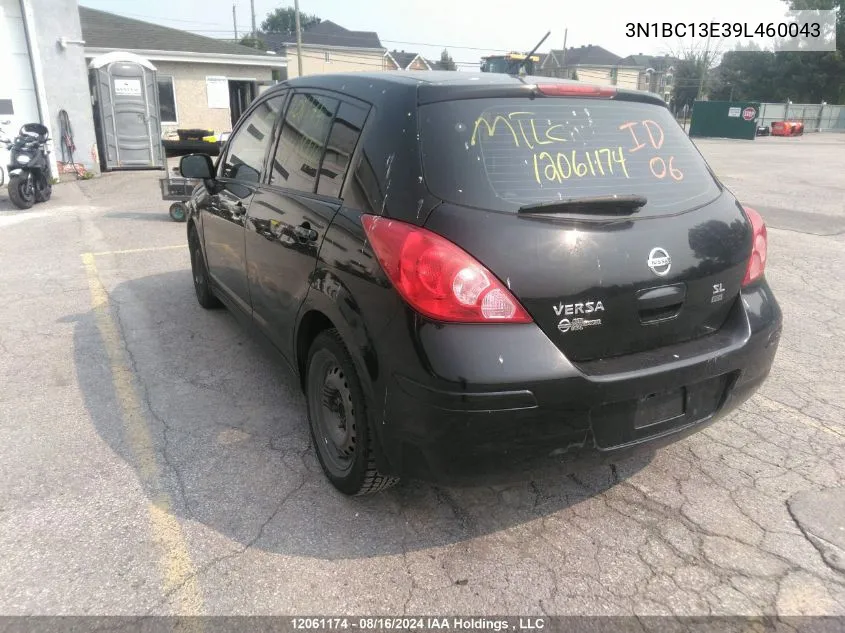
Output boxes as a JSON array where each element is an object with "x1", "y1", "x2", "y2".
[
  {"x1": 270, "y1": 92, "x2": 338, "y2": 193},
  {"x1": 220, "y1": 95, "x2": 286, "y2": 183},
  {"x1": 157, "y1": 76, "x2": 177, "y2": 124},
  {"x1": 317, "y1": 102, "x2": 369, "y2": 198}
]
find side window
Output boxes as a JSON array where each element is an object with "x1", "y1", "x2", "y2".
[
  {"x1": 157, "y1": 76, "x2": 177, "y2": 124},
  {"x1": 317, "y1": 102, "x2": 369, "y2": 198},
  {"x1": 270, "y1": 92, "x2": 338, "y2": 193},
  {"x1": 220, "y1": 95, "x2": 285, "y2": 183}
]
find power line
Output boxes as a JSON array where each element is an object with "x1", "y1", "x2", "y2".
[
  {"x1": 181, "y1": 26, "x2": 511, "y2": 50},
  {"x1": 129, "y1": 23, "x2": 516, "y2": 55},
  {"x1": 293, "y1": 47, "x2": 475, "y2": 65},
  {"x1": 384, "y1": 39, "x2": 513, "y2": 53},
  {"x1": 295, "y1": 50, "x2": 480, "y2": 69},
  {"x1": 83, "y1": 9, "x2": 558, "y2": 57},
  {"x1": 88, "y1": 9, "x2": 670, "y2": 70},
  {"x1": 90, "y1": 9, "x2": 226, "y2": 27}
]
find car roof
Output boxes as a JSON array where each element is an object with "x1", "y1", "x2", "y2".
[
  {"x1": 286, "y1": 70, "x2": 533, "y2": 87},
  {"x1": 271, "y1": 71, "x2": 666, "y2": 107}
]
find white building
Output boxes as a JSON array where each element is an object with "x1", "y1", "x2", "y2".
[{"x1": 1, "y1": 0, "x2": 99, "y2": 182}]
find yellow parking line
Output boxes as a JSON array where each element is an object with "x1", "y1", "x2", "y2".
[
  {"x1": 88, "y1": 245, "x2": 188, "y2": 256},
  {"x1": 81, "y1": 253, "x2": 204, "y2": 614},
  {"x1": 758, "y1": 395, "x2": 845, "y2": 439},
  {"x1": 796, "y1": 416, "x2": 845, "y2": 439}
]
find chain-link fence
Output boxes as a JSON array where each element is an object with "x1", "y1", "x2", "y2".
[{"x1": 758, "y1": 102, "x2": 845, "y2": 132}]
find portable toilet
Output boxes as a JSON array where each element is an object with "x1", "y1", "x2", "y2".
[{"x1": 89, "y1": 52, "x2": 164, "y2": 171}]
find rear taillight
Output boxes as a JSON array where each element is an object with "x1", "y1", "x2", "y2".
[
  {"x1": 742, "y1": 206, "x2": 768, "y2": 286},
  {"x1": 361, "y1": 215, "x2": 532, "y2": 323},
  {"x1": 536, "y1": 83, "x2": 617, "y2": 98}
]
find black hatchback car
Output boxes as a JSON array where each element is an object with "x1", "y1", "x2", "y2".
[{"x1": 180, "y1": 71, "x2": 782, "y2": 495}]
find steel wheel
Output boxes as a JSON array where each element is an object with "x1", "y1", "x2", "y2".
[
  {"x1": 310, "y1": 353, "x2": 357, "y2": 476},
  {"x1": 305, "y1": 329, "x2": 398, "y2": 494},
  {"x1": 188, "y1": 228, "x2": 221, "y2": 309},
  {"x1": 191, "y1": 240, "x2": 204, "y2": 288}
]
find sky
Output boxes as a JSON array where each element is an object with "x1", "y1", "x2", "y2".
[{"x1": 80, "y1": 0, "x2": 795, "y2": 68}]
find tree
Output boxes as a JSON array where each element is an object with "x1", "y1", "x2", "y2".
[
  {"x1": 261, "y1": 6, "x2": 321, "y2": 33},
  {"x1": 668, "y1": 39, "x2": 723, "y2": 107},
  {"x1": 239, "y1": 36, "x2": 267, "y2": 50},
  {"x1": 436, "y1": 49, "x2": 457, "y2": 71},
  {"x1": 780, "y1": 0, "x2": 845, "y2": 102},
  {"x1": 709, "y1": 1, "x2": 845, "y2": 103},
  {"x1": 671, "y1": 59, "x2": 700, "y2": 108},
  {"x1": 709, "y1": 44, "x2": 778, "y2": 101}
]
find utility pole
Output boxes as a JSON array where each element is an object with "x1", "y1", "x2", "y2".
[
  {"x1": 560, "y1": 28, "x2": 567, "y2": 77},
  {"x1": 232, "y1": 3, "x2": 237, "y2": 40},
  {"x1": 250, "y1": 0, "x2": 256, "y2": 37},
  {"x1": 294, "y1": 0, "x2": 304, "y2": 77},
  {"x1": 696, "y1": 35, "x2": 711, "y2": 100}
]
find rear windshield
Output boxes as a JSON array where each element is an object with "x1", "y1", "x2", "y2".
[{"x1": 419, "y1": 97, "x2": 721, "y2": 214}]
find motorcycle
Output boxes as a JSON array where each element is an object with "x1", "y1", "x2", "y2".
[{"x1": 2, "y1": 122, "x2": 52, "y2": 209}]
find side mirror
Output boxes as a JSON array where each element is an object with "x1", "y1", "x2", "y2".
[{"x1": 180, "y1": 154, "x2": 214, "y2": 180}]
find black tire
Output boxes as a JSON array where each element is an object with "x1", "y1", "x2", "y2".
[
  {"x1": 306, "y1": 329, "x2": 398, "y2": 495},
  {"x1": 34, "y1": 176, "x2": 52, "y2": 203},
  {"x1": 169, "y1": 203, "x2": 187, "y2": 222},
  {"x1": 7, "y1": 174, "x2": 35, "y2": 209},
  {"x1": 188, "y1": 226, "x2": 222, "y2": 309}
]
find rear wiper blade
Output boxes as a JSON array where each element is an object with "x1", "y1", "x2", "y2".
[{"x1": 517, "y1": 194, "x2": 648, "y2": 215}]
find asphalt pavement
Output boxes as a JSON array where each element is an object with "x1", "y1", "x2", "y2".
[{"x1": 0, "y1": 134, "x2": 843, "y2": 618}]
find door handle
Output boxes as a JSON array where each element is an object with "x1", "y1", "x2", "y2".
[
  {"x1": 636, "y1": 284, "x2": 686, "y2": 310},
  {"x1": 636, "y1": 283, "x2": 686, "y2": 324},
  {"x1": 293, "y1": 222, "x2": 318, "y2": 242}
]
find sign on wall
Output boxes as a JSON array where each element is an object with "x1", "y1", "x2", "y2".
[
  {"x1": 206, "y1": 76, "x2": 229, "y2": 109},
  {"x1": 114, "y1": 79, "x2": 142, "y2": 96},
  {"x1": 728, "y1": 107, "x2": 741, "y2": 118}
]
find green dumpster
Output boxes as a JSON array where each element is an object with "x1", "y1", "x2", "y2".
[{"x1": 689, "y1": 101, "x2": 761, "y2": 140}]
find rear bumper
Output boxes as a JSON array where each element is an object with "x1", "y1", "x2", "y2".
[{"x1": 375, "y1": 283, "x2": 782, "y2": 482}]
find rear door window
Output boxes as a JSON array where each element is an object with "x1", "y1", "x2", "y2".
[
  {"x1": 270, "y1": 92, "x2": 338, "y2": 193},
  {"x1": 419, "y1": 98, "x2": 721, "y2": 215},
  {"x1": 317, "y1": 101, "x2": 369, "y2": 198}
]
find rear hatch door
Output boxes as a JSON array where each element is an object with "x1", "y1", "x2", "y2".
[{"x1": 418, "y1": 90, "x2": 752, "y2": 362}]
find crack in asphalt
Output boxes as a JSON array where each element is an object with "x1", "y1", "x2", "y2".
[
  {"x1": 143, "y1": 472, "x2": 308, "y2": 615},
  {"x1": 109, "y1": 294, "x2": 193, "y2": 517},
  {"x1": 786, "y1": 497, "x2": 845, "y2": 576}
]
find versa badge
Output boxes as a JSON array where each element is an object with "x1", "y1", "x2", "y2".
[{"x1": 554, "y1": 299, "x2": 604, "y2": 334}]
